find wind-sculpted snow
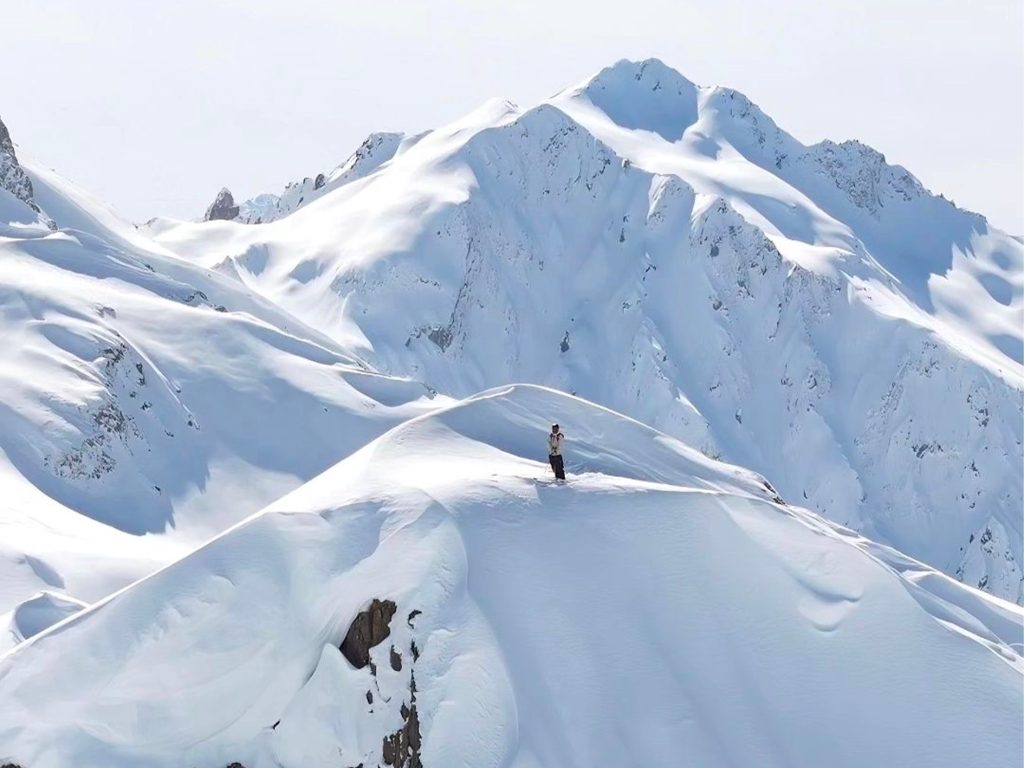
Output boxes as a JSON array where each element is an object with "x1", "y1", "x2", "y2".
[
  {"x1": 152, "y1": 60, "x2": 1024, "y2": 601},
  {"x1": 0, "y1": 386, "x2": 1019, "y2": 768},
  {"x1": 0, "y1": 590, "x2": 87, "y2": 655}
]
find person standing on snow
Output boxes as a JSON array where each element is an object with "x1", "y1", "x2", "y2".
[{"x1": 548, "y1": 423, "x2": 566, "y2": 481}]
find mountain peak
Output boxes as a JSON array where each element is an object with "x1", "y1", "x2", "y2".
[
  {"x1": 203, "y1": 186, "x2": 239, "y2": 221},
  {"x1": 589, "y1": 57, "x2": 696, "y2": 89},
  {"x1": 566, "y1": 58, "x2": 700, "y2": 141}
]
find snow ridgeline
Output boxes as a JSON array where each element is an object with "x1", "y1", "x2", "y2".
[
  {"x1": 0, "y1": 161, "x2": 445, "y2": 628},
  {"x1": 0, "y1": 385, "x2": 1020, "y2": 768},
  {"x1": 201, "y1": 132, "x2": 405, "y2": 225},
  {"x1": 155, "y1": 59, "x2": 1023, "y2": 603}
]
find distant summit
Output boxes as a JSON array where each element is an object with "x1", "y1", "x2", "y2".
[{"x1": 203, "y1": 187, "x2": 239, "y2": 221}]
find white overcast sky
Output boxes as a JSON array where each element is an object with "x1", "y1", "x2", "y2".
[{"x1": 3, "y1": 0, "x2": 1021, "y2": 232}]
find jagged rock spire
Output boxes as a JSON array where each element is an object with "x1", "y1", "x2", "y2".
[
  {"x1": 0, "y1": 115, "x2": 38, "y2": 207},
  {"x1": 203, "y1": 187, "x2": 239, "y2": 221}
]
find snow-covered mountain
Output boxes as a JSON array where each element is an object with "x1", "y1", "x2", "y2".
[
  {"x1": 0, "y1": 155, "x2": 442, "y2": 626},
  {"x1": 1, "y1": 385, "x2": 1020, "y2": 767},
  {"x1": 0, "y1": 59, "x2": 1021, "y2": 767},
  {"x1": 153, "y1": 59, "x2": 1024, "y2": 603}
]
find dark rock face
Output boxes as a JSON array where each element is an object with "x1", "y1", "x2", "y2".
[
  {"x1": 382, "y1": 697, "x2": 421, "y2": 768},
  {"x1": 335, "y1": 598, "x2": 423, "y2": 765},
  {"x1": 427, "y1": 326, "x2": 452, "y2": 351},
  {"x1": 203, "y1": 187, "x2": 240, "y2": 221},
  {"x1": 381, "y1": 622, "x2": 423, "y2": 767},
  {"x1": 0, "y1": 115, "x2": 38, "y2": 209},
  {"x1": 340, "y1": 598, "x2": 397, "y2": 668}
]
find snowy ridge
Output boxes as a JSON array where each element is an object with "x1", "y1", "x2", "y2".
[
  {"x1": 0, "y1": 159, "x2": 445, "y2": 622},
  {"x1": 561, "y1": 61, "x2": 1023, "y2": 366},
  {"x1": 234, "y1": 131, "x2": 406, "y2": 224},
  {"x1": 153, "y1": 61, "x2": 1024, "y2": 601},
  {"x1": 0, "y1": 385, "x2": 1019, "y2": 767}
]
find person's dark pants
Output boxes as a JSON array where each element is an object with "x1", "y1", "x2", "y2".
[{"x1": 549, "y1": 454, "x2": 565, "y2": 480}]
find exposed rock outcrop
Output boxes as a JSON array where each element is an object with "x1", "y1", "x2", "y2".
[
  {"x1": 0, "y1": 114, "x2": 47, "y2": 223},
  {"x1": 340, "y1": 598, "x2": 397, "y2": 668},
  {"x1": 382, "y1": 694, "x2": 421, "y2": 768},
  {"x1": 203, "y1": 187, "x2": 240, "y2": 221}
]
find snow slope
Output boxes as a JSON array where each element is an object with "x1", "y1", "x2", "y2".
[
  {"x1": 0, "y1": 385, "x2": 1019, "y2": 768},
  {"x1": 0, "y1": 159, "x2": 444, "y2": 621},
  {"x1": 151, "y1": 60, "x2": 1024, "y2": 602}
]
